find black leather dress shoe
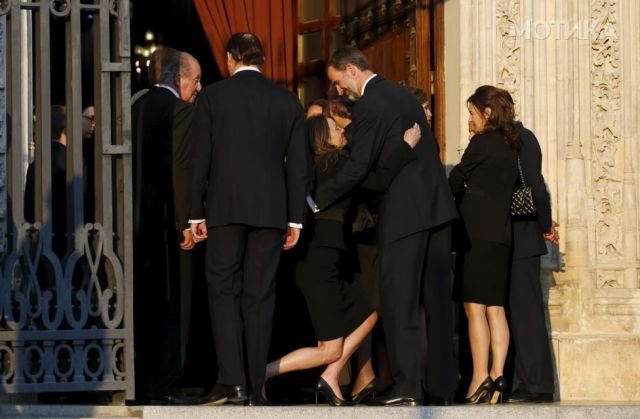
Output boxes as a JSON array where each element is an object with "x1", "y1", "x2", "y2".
[
  {"x1": 202, "y1": 384, "x2": 248, "y2": 405},
  {"x1": 366, "y1": 395, "x2": 420, "y2": 406},
  {"x1": 152, "y1": 393, "x2": 202, "y2": 405},
  {"x1": 503, "y1": 391, "x2": 553, "y2": 403},
  {"x1": 244, "y1": 396, "x2": 272, "y2": 406},
  {"x1": 424, "y1": 394, "x2": 455, "y2": 406}
]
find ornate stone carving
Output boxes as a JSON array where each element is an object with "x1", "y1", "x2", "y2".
[
  {"x1": 591, "y1": 0, "x2": 623, "y2": 269},
  {"x1": 496, "y1": 0, "x2": 521, "y2": 113},
  {"x1": 0, "y1": 16, "x2": 5, "y2": 255}
]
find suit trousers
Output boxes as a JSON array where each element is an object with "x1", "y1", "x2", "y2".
[
  {"x1": 205, "y1": 224, "x2": 283, "y2": 395},
  {"x1": 378, "y1": 229, "x2": 429, "y2": 398},
  {"x1": 134, "y1": 229, "x2": 194, "y2": 400},
  {"x1": 422, "y1": 222, "x2": 457, "y2": 400},
  {"x1": 507, "y1": 255, "x2": 555, "y2": 394}
]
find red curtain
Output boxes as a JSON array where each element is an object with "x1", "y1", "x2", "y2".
[{"x1": 193, "y1": 0, "x2": 296, "y2": 91}]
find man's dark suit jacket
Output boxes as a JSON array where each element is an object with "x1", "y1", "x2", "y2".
[
  {"x1": 449, "y1": 131, "x2": 519, "y2": 245},
  {"x1": 315, "y1": 76, "x2": 457, "y2": 244},
  {"x1": 133, "y1": 86, "x2": 192, "y2": 235},
  {"x1": 512, "y1": 122, "x2": 552, "y2": 258},
  {"x1": 189, "y1": 70, "x2": 307, "y2": 229},
  {"x1": 24, "y1": 141, "x2": 68, "y2": 256}
]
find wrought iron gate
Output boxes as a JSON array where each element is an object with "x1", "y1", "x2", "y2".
[{"x1": 0, "y1": 0, "x2": 134, "y2": 399}]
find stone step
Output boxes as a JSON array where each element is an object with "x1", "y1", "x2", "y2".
[{"x1": 3, "y1": 404, "x2": 640, "y2": 419}]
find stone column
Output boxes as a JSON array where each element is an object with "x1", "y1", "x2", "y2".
[{"x1": 444, "y1": 0, "x2": 640, "y2": 401}]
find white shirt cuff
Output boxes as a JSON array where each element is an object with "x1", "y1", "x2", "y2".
[
  {"x1": 288, "y1": 222, "x2": 303, "y2": 229},
  {"x1": 189, "y1": 219, "x2": 205, "y2": 224}
]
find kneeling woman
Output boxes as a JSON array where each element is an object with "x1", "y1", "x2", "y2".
[{"x1": 265, "y1": 112, "x2": 421, "y2": 405}]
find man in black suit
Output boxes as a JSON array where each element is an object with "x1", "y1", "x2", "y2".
[
  {"x1": 189, "y1": 32, "x2": 307, "y2": 405},
  {"x1": 315, "y1": 46, "x2": 458, "y2": 406},
  {"x1": 132, "y1": 47, "x2": 202, "y2": 403},
  {"x1": 504, "y1": 122, "x2": 557, "y2": 403},
  {"x1": 25, "y1": 105, "x2": 68, "y2": 258}
]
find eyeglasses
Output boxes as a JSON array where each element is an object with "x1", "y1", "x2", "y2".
[{"x1": 83, "y1": 115, "x2": 96, "y2": 123}]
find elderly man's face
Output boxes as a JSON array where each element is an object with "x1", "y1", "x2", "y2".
[{"x1": 179, "y1": 58, "x2": 202, "y2": 103}]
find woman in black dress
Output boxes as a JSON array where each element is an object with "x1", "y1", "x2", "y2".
[
  {"x1": 265, "y1": 112, "x2": 421, "y2": 405},
  {"x1": 449, "y1": 85, "x2": 519, "y2": 404}
]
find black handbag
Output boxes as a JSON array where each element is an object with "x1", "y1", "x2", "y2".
[{"x1": 511, "y1": 155, "x2": 537, "y2": 216}]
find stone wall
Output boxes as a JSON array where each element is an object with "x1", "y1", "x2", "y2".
[{"x1": 444, "y1": 0, "x2": 640, "y2": 401}]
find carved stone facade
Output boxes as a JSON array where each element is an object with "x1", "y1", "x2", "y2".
[{"x1": 445, "y1": 0, "x2": 640, "y2": 401}]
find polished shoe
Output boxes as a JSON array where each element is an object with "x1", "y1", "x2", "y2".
[
  {"x1": 490, "y1": 376, "x2": 508, "y2": 404},
  {"x1": 366, "y1": 391, "x2": 422, "y2": 406},
  {"x1": 465, "y1": 377, "x2": 493, "y2": 404},
  {"x1": 244, "y1": 395, "x2": 272, "y2": 406},
  {"x1": 150, "y1": 393, "x2": 203, "y2": 406},
  {"x1": 423, "y1": 394, "x2": 455, "y2": 406},
  {"x1": 503, "y1": 391, "x2": 553, "y2": 403},
  {"x1": 315, "y1": 377, "x2": 354, "y2": 406},
  {"x1": 202, "y1": 384, "x2": 248, "y2": 405},
  {"x1": 350, "y1": 378, "x2": 385, "y2": 404}
]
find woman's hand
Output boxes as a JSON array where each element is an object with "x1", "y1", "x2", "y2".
[{"x1": 403, "y1": 123, "x2": 421, "y2": 148}]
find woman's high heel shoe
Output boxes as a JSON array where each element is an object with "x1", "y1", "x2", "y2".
[
  {"x1": 315, "y1": 377, "x2": 354, "y2": 406},
  {"x1": 490, "y1": 376, "x2": 508, "y2": 404},
  {"x1": 465, "y1": 376, "x2": 493, "y2": 404},
  {"x1": 350, "y1": 377, "x2": 382, "y2": 404}
]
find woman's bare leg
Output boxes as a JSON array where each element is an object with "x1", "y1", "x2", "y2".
[
  {"x1": 464, "y1": 302, "x2": 490, "y2": 398},
  {"x1": 320, "y1": 312, "x2": 378, "y2": 398},
  {"x1": 486, "y1": 305, "x2": 509, "y2": 379},
  {"x1": 265, "y1": 337, "x2": 344, "y2": 380}
]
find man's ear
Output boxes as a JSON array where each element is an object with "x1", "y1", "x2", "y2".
[{"x1": 345, "y1": 63, "x2": 357, "y2": 76}]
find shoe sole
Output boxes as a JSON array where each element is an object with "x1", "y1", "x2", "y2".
[{"x1": 203, "y1": 397, "x2": 228, "y2": 406}]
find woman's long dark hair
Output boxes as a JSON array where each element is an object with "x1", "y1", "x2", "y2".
[
  {"x1": 467, "y1": 85, "x2": 519, "y2": 147},
  {"x1": 306, "y1": 115, "x2": 345, "y2": 172}
]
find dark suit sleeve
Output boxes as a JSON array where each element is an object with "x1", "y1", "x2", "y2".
[
  {"x1": 315, "y1": 102, "x2": 387, "y2": 209},
  {"x1": 520, "y1": 129, "x2": 552, "y2": 233},
  {"x1": 188, "y1": 92, "x2": 213, "y2": 221},
  {"x1": 448, "y1": 135, "x2": 486, "y2": 194},
  {"x1": 285, "y1": 103, "x2": 309, "y2": 225},
  {"x1": 360, "y1": 141, "x2": 415, "y2": 191},
  {"x1": 172, "y1": 101, "x2": 194, "y2": 230}
]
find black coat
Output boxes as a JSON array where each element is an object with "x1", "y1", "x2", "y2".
[
  {"x1": 132, "y1": 86, "x2": 191, "y2": 236},
  {"x1": 312, "y1": 141, "x2": 417, "y2": 248},
  {"x1": 512, "y1": 122, "x2": 552, "y2": 258},
  {"x1": 315, "y1": 76, "x2": 457, "y2": 244},
  {"x1": 24, "y1": 141, "x2": 68, "y2": 256},
  {"x1": 189, "y1": 70, "x2": 308, "y2": 229},
  {"x1": 449, "y1": 131, "x2": 518, "y2": 245}
]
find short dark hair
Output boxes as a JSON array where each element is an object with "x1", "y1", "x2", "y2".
[
  {"x1": 51, "y1": 105, "x2": 66, "y2": 141},
  {"x1": 225, "y1": 32, "x2": 265, "y2": 66},
  {"x1": 306, "y1": 98, "x2": 329, "y2": 115},
  {"x1": 328, "y1": 46, "x2": 370, "y2": 71},
  {"x1": 409, "y1": 87, "x2": 429, "y2": 106},
  {"x1": 148, "y1": 47, "x2": 181, "y2": 85}
]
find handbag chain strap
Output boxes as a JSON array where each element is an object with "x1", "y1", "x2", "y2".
[{"x1": 517, "y1": 155, "x2": 527, "y2": 188}]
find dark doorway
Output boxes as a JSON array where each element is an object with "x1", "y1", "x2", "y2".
[{"x1": 130, "y1": 0, "x2": 221, "y2": 94}]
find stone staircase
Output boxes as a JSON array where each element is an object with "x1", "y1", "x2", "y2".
[{"x1": 2, "y1": 403, "x2": 640, "y2": 419}]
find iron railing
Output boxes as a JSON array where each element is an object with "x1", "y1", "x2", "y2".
[{"x1": 0, "y1": 0, "x2": 134, "y2": 400}]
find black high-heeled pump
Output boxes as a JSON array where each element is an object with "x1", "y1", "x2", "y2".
[
  {"x1": 490, "y1": 376, "x2": 508, "y2": 404},
  {"x1": 315, "y1": 377, "x2": 354, "y2": 406},
  {"x1": 350, "y1": 377, "x2": 383, "y2": 404},
  {"x1": 465, "y1": 376, "x2": 493, "y2": 404}
]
